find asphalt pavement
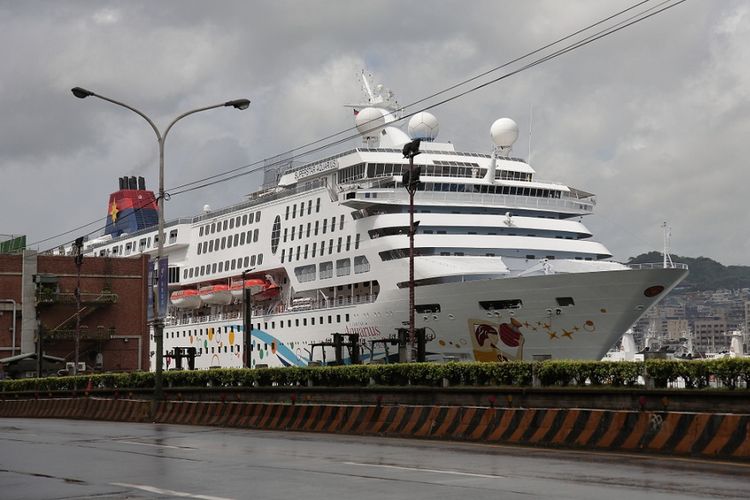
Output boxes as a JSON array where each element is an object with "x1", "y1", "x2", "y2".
[{"x1": 1, "y1": 418, "x2": 748, "y2": 499}]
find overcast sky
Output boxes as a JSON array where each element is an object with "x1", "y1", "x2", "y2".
[{"x1": 1, "y1": 0, "x2": 748, "y2": 265}]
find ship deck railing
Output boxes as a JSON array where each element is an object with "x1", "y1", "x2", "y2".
[
  {"x1": 166, "y1": 294, "x2": 377, "y2": 328},
  {"x1": 627, "y1": 262, "x2": 689, "y2": 270},
  {"x1": 342, "y1": 187, "x2": 595, "y2": 214}
]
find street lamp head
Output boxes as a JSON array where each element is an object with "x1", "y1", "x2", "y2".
[
  {"x1": 225, "y1": 99, "x2": 251, "y2": 110},
  {"x1": 71, "y1": 87, "x2": 94, "y2": 99}
]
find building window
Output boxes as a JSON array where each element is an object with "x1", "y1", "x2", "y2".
[{"x1": 340, "y1": 215, "x2": 345, "y2": 231}]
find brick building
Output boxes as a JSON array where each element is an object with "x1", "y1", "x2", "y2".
[{"x1": 0, "y1": 251, "x2": 149, "y2": 377}]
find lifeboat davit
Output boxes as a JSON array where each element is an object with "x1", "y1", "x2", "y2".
[
  {"x1": 198, "y1": 284, "x2": 232, "y2": 305},
  {"x1": 170, "y1": 289, "x2": 202, "y2": 309}
]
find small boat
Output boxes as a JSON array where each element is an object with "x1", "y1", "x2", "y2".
[
  {"x1": 170, "y1": 289, "x2": 202, "y2": 309},
  {"x1": 198, "y1": 284, "x2": 232, "y2": 305}
]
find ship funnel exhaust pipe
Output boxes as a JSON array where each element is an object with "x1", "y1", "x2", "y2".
[{"x1": 138, "y1": 176, "x2": 145, "y2": 190}]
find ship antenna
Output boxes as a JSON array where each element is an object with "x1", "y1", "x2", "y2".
[{"x1": 662, "y1": 221, "x2": 674, "y2": 269}]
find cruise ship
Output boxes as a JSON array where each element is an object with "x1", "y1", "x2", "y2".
[{"x1": 80, "y1": 73, "x2": 688, "y2": 369}]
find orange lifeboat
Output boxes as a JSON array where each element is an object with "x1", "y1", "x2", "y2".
[
  {"x1": 228, "y1": 278, "x2": 281, "y2": 302},
  {"x1": 170, "y1": 289, "x2": 202, "y2": 309},
  {"x1": 229, "y1": 279, "x2": 270, "y2": 299},
  {"x1": 198, "y1": 284, "x2": 232, "y2": 305}
]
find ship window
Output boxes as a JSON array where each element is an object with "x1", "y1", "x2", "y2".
[
  {"x1": 322, "y1": 219, "x2": 327, "y2": 234},
  {"x1": 319, "y1": 240, "x2": 325, "y2": 256},
  {"x1": 525, "y1": 254, "x2": 535, "y2": 260},
  {"x1": 295, "y1": 264, "x2": 316, "y2": 282},
  {"x1": 346, "y1": 235, "x2": 351, "y2": 251},
  {"x1": 229, "y1": 219, "x2": 234, "y2": 229},
  {"x1": 251, "y1": 255, "x2": 256, "y2": 266},
  {"x1": 240, "y1": 232, "x2": 246, "y2": 245},
  {"x1": 312, "y1": 242, "x2": 317, "y2": 258},
  {"x1": 197, "y1": 244, "x2": 202, "y2": 255},
  {"x1": 336, "y1": 258, "x2": 351, "y2": 277},
  {"x1": 223, "y1": 220, "x2": 228, "y2": 231},
  {"x1": 212, "y1": 263, "x2": 217, "y2": 274},
  {"x1": 211, "y1": 222, "x2": 216, "y2": 233},
  {"x1": 231, "y1": 260, "x2": 236, "y2": 271},
  {"x1": 292, "y1": 204, "x2": 297, "y2": 218},
  {"x1": 307, "y1": 200, "x2": 312, "y2": 214},
  {"x1": 314, "y1": 220, "x2": 319, "y2": 236},
  {"x1": 255, "y1": 212, "x2": 260, "y2": 222},
  {"x1": 285, "y1": 206, "x2": 290, "y2": 220},
  {"x1": 337, "y1": 237, "x2": 342, "y2": 253},
  {"x1": 200, "y1": 265, "x2": 205, "y2": 275},
  {"x1": 246, "y1": 230, "x2": 251, "y2": 243},
  {"x1": 298, "y1": 224, "x2": 303, "y2": 239},
  {"x1": 328, "y1": 316, "x2": 332, "y2": 324},
  {"x1": 227, "y1": 236, "x2": 233, "y2": 248},
  {"x1": 296, "y1": 246, "x2": 301, "y2": 260},
  {"x1": 284, "y1": 227, "x2": 288, "y2": 242},
  {"x1": 218, "y1": 262, "x2": 224, "y2": 272},
  {"x1": 304, "y1": 244, "x2": 309, "y2": 259},
  {"x1": 316, "y1": 198, "x2": 321, "y2": 213},
  {"x1": 221, "y1": 237, "x2": 226, "y2": 250},
  {"x1": 253, "y1": 228, "x2": 259, "y2": 242},
  {"x1": 319, "y1": 261, "x2": 333, "y2": 279},
  {"x1": 416, "y1": 304, "x2": 441, "y2": 314},
  {"x1": 355, "y1": 233, "x2": 360, "y2": 250},
  {"x1": 311, "y1": 317, "x2": 315, "y2": 325},
  {"x1": 330, "y1": 217, "x2": 336, "y2": 232},
  {"x1": 339, "y1": 215, "x2": 345, "y2": 230},
  {"x1": 306, "y1": 223, "x2": 311, "y2": 238},
  {"x1": 242, "y1": 214, "x2": 248, "y2": 225},
  {"x1": 233, "y1": 234, "x2": 239, "y2": 246},
  {"x1": 270, "y1": 215, "x2": 281, "y2": 253},
  {"x1": 199, "y1": 226, "x2": 204, "y2": 237},
  {"x1": 258, "y1": 254, "x2": 263, "y2": 265},
  {"x1": 329, "y1": 239, "x2": 334, "y2": 254},
  {"x1": 354, "y1": 256, "x2": 370, "y2": 274},
  {"x1": 300, "y1": 201, "x2": 305, "y2": 216},
  {"x1": 281, "y1": 249, "x2": 285, "y2": 263},
  {"x1": 336, "y1": 314, "x2": 341, "y2": 323},
  {"x1": 479, "y1": 299, "x2": 522, "y2": 311}
]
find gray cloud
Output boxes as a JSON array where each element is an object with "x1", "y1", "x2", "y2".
[{"x1": 0, "y1": 0, "x2": 747, "y2": 265}]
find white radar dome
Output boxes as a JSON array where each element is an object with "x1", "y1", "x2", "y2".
[
  {"x1": 355, "y1": 107, "x2": 387, "y2": 138},
  {"x1": 490, "y1": 118, "x2": 519, "y2": 148},
  {"x1": 408, "y1": 112, "x2": 439, "y2": 141}
]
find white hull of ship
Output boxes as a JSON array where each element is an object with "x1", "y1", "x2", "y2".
[{"x1": 152, "y1": 266, "x2": 686, "y2": 370}]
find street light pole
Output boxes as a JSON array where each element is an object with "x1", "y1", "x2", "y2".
[
  {"x1": 71, "y1": 87, "x2": 250, "y2": 399},
  {"x1": 72, "y1": 237, "x2": 84, "y2": 376},
  {"x1": 401, "y1": 139, "x2": 421, "y2": 362}
]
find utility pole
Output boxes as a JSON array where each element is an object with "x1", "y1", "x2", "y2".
[
  {"x1": 401, "y1": 139, "x2": 421, "y2": 362},
  {"x1": 73, "y1": 237, "x2": 84, "y2": 376}
]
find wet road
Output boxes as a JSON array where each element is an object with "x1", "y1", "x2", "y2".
[{"x1": 1, "y1": 418, "x2": 748, "y2": 499}]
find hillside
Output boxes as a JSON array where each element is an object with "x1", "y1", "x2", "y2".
[{"x1": 627, "y1": 252, "x2": 750, "y2": 291}]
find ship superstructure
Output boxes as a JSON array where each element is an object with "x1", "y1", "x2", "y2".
[{"x1": 81, "y1": 72, "x2": 688, "y2": 369}]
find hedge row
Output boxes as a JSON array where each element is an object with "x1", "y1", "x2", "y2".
[{"x1": 2, "y1": 359, "x2": 750, "y2": 393}]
